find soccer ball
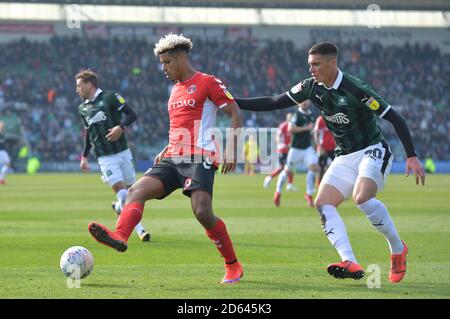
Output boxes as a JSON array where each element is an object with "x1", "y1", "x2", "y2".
[{"x1": 60, "y1": 246, "x2": 94, "y2": 279}]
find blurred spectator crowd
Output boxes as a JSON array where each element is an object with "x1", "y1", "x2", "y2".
[{"x1": 0, "y1": 35, "x2": 448, "y2": 162}]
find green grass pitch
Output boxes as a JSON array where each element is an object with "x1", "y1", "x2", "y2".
[{"x1": 0, "y1": 172, "x2": 449, "y2": 299}]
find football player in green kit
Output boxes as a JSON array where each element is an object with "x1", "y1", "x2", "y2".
[
  {"x1": 76, "y1": 69, "x2": 150, "y2": 242},
  {"x1": 235, "y1": 42, "x2": 425, "y2": 283}
]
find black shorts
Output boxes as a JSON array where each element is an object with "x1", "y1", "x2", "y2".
[
  {"x1": 319, "y1": 151, "x2": 336, "y2": 168},
  {"x1": 144, "y1": 157, "x2": 217, "y2": 199},
  {"x1": 279, "y1": 153, "x2": 288, "y2": 166}
]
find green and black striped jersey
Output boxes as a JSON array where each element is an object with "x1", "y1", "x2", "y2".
[
  {"x1": 286, "y1": 70, "x2": 391, "y2": 156},
  {"x1": 79, "y1": 89, "x2": 128, "y2": 157},
  {"x1": 290, "y1": 108, "x2": 315, "y2": 150}
]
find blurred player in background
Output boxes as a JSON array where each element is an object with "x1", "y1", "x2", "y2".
[
  {"x1": 263, "y1": 113, "x2": 295, "y2": 189},
  {"x1": 313, "y1": 115, "x2": 336, "y2": 186},
  {"x1": 244, "y1": 134, "x2": 259, "y2": 175},
  {"x1": 87, "y1": 34, "x2": 244, "y2": 284},
  {"x1": 272, "y1": 100, "x2": 319, "y2": 207},
  {"x1": 235, "y1": 41, "x2": 425, "y2": 283},
  {"x1": 0, "y1": 121, "x2": 11, "y2": 185},
  {"x1": 76, "y1": 69, "x2": 151, "y2": 242}
]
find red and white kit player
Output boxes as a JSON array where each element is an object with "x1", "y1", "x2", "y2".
[
  {"x1": 88, "y1": 34, "x2": 244, "y2": 285},
  {"x1": 314, "y1": 115, "x2": 336, "y2": 185},
  {"x1": 263, "y1": 113, "x2": 295, "y2": 190}
]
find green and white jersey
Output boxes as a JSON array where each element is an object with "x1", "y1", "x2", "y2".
[
  {"x1": 79, "y1": 89, "x2": 128, "y2": 158},
  {"x1": 290, "y1": 108, "x2": 315, "y2": 150},
  {"x1": 286, "y1": 69, "x2": 391, "y2": 156}
]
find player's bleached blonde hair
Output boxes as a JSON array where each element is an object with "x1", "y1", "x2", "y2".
[{"x1": 153, "y1": 33, "x2": 193, "y2": 57}]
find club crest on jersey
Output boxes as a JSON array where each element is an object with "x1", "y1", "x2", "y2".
[
  {"x1": 187, "y1": 85, "x2": 197, "y2": 94},
  {"x1": 365, "y1": 97, "x2": 380, "y2": 111},
  {"x1": 337, "y1": 96, "x2": 347, "y2": 105}
]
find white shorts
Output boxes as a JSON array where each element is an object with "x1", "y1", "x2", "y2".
[
  {"x1": 321, "y1": 141, "x2": 393, "y2": 199},
  {"x1": 286, "y1": 146, "x2": 319, "y2": 171},
  {"x1": 0, "y1": 150, "x2": 11, "y2": 165},
  {"x1": 97, "y1": 148, "x2": 136, "y2": 187}
]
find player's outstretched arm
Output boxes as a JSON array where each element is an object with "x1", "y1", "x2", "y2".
[
  {"x1": 382, "y1": 108, "x2": 425, "y2": 185},
  {"x1": 235, "y1": 93, "x2": 295, "y2": 112}
]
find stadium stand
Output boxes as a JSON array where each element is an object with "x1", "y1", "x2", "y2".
[{"x1": 0, "y1": 35, "x2": 448, "y2": 163}]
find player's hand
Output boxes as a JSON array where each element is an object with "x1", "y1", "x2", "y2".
[
  {"x1": 154, "y1": 151, "x2": 164, "y2": 165},
  {"x1": 106, "y1": 125, "x2": 123, "y2": 142},
  {"x1": 80, "y1": 157, "x2": 89, "y2": 172},
  {"x1": 154, "y1": 145, "x2": 169, "y2": 165},
  {"x1": 221, "y1": 160, "x2": 236, "y2": 174},
  {"x1": 221, "y1": 147, "x2": 237, "y2": 174},
  {"x1": 406, "y1": 156, "x2": 425, "y2": 186}
]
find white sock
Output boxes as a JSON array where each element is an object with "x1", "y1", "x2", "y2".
[
  {"x1": 134, "y1": 222, "x2": 145, "y2": 235},
  {"x1": 116, "y1": 189, "x2": 146, "y2": 235},
  {"x1": 0, "y1": 165, "x2": 8, "y2": 180},
  {"x1": 318, "y1": 205, "x2": 357, "y2": 263},
  {"x1": 116, "y1": 189, "x2": 128, "y2": 212},
  {"x1": 357, "y1": 198, "x2": 404, "y2": 254},
  {"x1": 276, "y1": 170, "x2": 287, "y2": 193},
  {"x1": 306, "y1": 170, "x2": 315, "y2": 195}
]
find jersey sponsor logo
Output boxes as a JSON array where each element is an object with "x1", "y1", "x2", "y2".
[
  {"x1": 315, "y1": 94, "x2": 323, "y2": 102},
  {"x1": 87, "y1": 111, "x2": 107, "y2": 125},
  {"x1": 187, "y1": 85, "x2": 197, "y2": 94},
  {"x1": 115, "y1": 93, "x2": 126, "y2": 105},
  {"x1": 365, "y1": 96, "x2": 380, "y2": 111},
  {"x1": 323, "y1": 112, "x2": 349, "y2": 124},
  {"x1": 168, "y1": 99, "x2": 196, "y2": 111}
]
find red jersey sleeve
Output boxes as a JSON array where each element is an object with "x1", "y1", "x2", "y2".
[
  {"x1": 207, "y1": 76, "x2": 235, "y2": 108},
  {"x1": 314, "y1": 116, "x2": 324, "y2": 131}
]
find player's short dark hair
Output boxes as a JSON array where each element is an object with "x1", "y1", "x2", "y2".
[
  {"x1": 308, "y1": 42, "x2": 338, "y2": 58},
  {"x1": 75, "y1": 69, "x2": 99, "y2": 88}
]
